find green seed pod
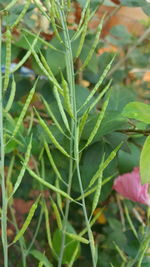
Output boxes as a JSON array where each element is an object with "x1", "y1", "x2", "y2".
[
  {"x1": 3, "y1": 28, "x2": 11, "y2": 92},
  {"x1": 5, "y1": 76, "x2": 16, "y2": 112}
]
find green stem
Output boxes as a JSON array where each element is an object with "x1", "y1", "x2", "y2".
[
  {"x1": 9, "y1": 205, "x2": 26, "y2": 267},
  {"x1": 57, "y1": 2, "x2": 96, "y2": 266},
  {"x1": 0, "y1": 16, "x2": 8, "y2": 267},
  {"x1": 57, "y1": 3, "x2": 77, "y2": 267}
]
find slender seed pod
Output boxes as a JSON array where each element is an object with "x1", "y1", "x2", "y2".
[
  {"x1": 24, "y1": 36, "x2": 63, "y2": 94},
  {"x1": 72, "y1": 0, "x2": 90, "y2": 41},
  {"x1": 11, "y1": 33, "x2": 40, "y2": 74},
  {"x1": 69, "y1": 245, "x2": 80, "y2": 267},
  {"x1": 84, "y1": 90, "x2": 111, "y2": 149},
  {"x1": 11, "y1": 0, "x2": 30, "y2": 30},
  {"x1": 62, "y1": 77, "x2": 74, "y2": 118},
  {"x1": 39, "y1": 52, "x2": 63, "y2": 94},
  {"x1": 34, "y1": 108, "x2": 70, "y2": 158},
  {"x1": 27, "y1": 167, "x2": 73, "y2": 200},
  {"x1": 43, "y1": 201, "x2": 56, "y2": 256},
  {"x1": 88, "y1": 80, "x2": 112, "y2": 113},
  {"x1": 55, "y1": 178, "x2": 63, "y2": 215},
  {"x1": 42, "y1": 96, "x2": 70, "y2": 139},
  {"x1": 3, "y1": 28, "x2": 11, "y2": 92},
  {"x1": 5, "y1": 76, "x2": 16, "y2": 112},
  {"x1": 44, "y1": 141, "x2": 68, "y2": 187},
  {"x1": 49, "y1": 0, "x2": 63, "y2": 43},
  {"x1": 75, "y1": 8, "x2": 90, "y2": 60},
  {"x1": 80, "y1": 208, "x2": 105, "y2": 236},
  {"x1": 9, "y1": 137, "x2": 32, "y2": 200},
  {"x1": 53, "y1": 86, "x2": 71, "y2": 132},
  {"x1": 13, "y1": 195, "x2": 41, "y2": 244},
  {"x1": 50, "y1": 197, "x2": 62, "y2": 229},
  {"x1": 11, "y1": 78, "x2": 38, "y2": 140},
  {"x1": 3, "y1": 0, "x2": 17, "y2": 11},
  {"x1": 91, "y1": 168, "x2": 103, "y2": 214},
  {"x1": 79, "y1": 110, "x2": 89, "y2": 139},
  {"x1": 22, "y1": 28, "x2": 59, "y2": 51},
  {"x1": 88, "y1": 143, "x2": 122, "y2": 189},
  {"x1": 65, "y1": 232, "x2": 89, "y2": 244},
  {"x1": 79, "y1": 16, "x2": 105, "y2": 72},
  {"x1": 78, "y1": 55, "x2": 115, "y2": 112}
]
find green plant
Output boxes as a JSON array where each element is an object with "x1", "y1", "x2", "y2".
[{"x1": 0, "y1": 0, "x2": 150, "y2": 267}]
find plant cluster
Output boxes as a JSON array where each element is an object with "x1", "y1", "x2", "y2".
[{"x1": 0, "y1": 0, "x2": 150, "y2": 266}]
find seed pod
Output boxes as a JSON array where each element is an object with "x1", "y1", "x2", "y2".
[
  {"x1": 75, "y1": 8, "x2": 90, "y2": 59},
  {"x1": 62, "y1": 78, "x2": 74, "y2": 118},
  {"x1": 11, "y1": 78, "x2": 38, "y2": 139},
  {"x1": 5, "y1": 76, "x2": 16, "y2": 112},
  {"x1": 13, "y1": 195, "x2": 41, "y2": 244},
  {"x1": 50, "y1": 197, "x2": 62, "y2": 229},
  {"x1": 11, "y1": 0, "x2": 30, "y2": 29},
  {"x1": 27, "y1": 167, "x2": 73, "y2": 200},
  {"x1": 78, "y1": 56, "x2": 115, "y2": 112},
  {"x1": 34, "y1": 108, "x2": 70, "y2": 158},
  {"x1": 83, "y1": 90, "x2": 111, "y2": 150},
  {"x1": 53, "y1": 86, "x2": 71, "y2": 132},
  {"x1": 3, "y1": 0, "x2": 17, "y2": 11},
  {"x1": 44, "y1": 140, "x2": 68, "y2": 186},
  {"x1": 9, "y1": 137, "x2": 32, "y2": 199},
  {"x1": 79, "y1": 16, "x2": 105, "y2": 72},
  {"x1": 3, "y1": 28, "x2": 11, "y2": 92}
]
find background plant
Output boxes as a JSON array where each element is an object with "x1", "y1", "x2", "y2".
[{"x1": 0, "y1": 0, "x2": 150, "y2": 266}]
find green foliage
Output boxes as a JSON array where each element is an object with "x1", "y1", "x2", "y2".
[{"x1": 0, "y1": 0, "x2": 150, "y2": 266}]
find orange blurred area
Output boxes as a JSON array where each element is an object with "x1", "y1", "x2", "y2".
[{"x1": 94, "y1": 208, "x2": 107, "y2": 224}]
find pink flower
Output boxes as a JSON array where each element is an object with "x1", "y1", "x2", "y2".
[{"x1": 113, "y1": 167, "x2": 150, "y2": 205}]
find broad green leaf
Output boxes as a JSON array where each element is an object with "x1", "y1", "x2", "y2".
[
  {"x1": 122, "y1": 102, "x2": 150, "y2": 124},
  {"x1": 140, "y1": 135, "x2": 150, "y2": 184},
  {"x1": 30, "y1": 250, "x2": 53, "y2": 267},
  {"x1": 52, "y1": 223, "x2": 80, "y2": 264}
]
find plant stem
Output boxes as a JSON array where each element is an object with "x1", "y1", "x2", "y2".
[
  {"x1": 9, "y1": 205, "x2": 26, "y2": 267},
  {"x1": 57, "y1": 3, "x2": 77, "y2": 267},
  {"x1": 57, "y1": 3, "x2": 97, "y2": 266},
  {"x1": 0, "y1": 16, "x2": 8, "y2": 267}
]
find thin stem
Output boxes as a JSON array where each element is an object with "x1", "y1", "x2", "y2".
[
  {"x1": 0, "y1": 16, "x2": 8, "y2": 267},
  {"x1": 25, "y1": 206, "x2": 43, "y2": 255},
  {"x1": 117, "y1": 128, "x2": 150, "y2": 136},
  {"x1": 9, "y1": 205, "x2": 27, "y2": 267},
  {"x1": 76, "y1": 161, "x2": 97, "y2": 267},
  {"x1": 57, "y1": 3, "x2": 76, "y2": 266}
]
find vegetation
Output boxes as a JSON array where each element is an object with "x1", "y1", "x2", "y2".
[{"x1": 0, "y1": 0, "x2": 150, "y2": 266}]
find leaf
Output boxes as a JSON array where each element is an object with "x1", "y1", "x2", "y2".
[
  {"x1": 30, "y1": 250, "x2": 53, "y2": 267},
  {"x1": 52, "y1": 223, "x2": 80, "y2": 264},
  {"x1": 13, "y1": 195, "x2": 40, "y2": 244},
  {"x1": 140, "y1": 136, "x2": 150, "y2": 184},
  {"x1": 122, "y1": 102, "x2": 150, "y2": 124}
]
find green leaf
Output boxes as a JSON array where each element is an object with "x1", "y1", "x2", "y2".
[
  {"x1": 140, "y1": 135, "x2": 150, "y2": 184},
  {"x1": 30, "y1": 250, "x2": 53, "y2": 267},
  {"x1": 52, "y1": 223, "x2": 80, "y2": 264},
  {"x1": 122, "y1": 101, "x2": 150, "y2": 124}
]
